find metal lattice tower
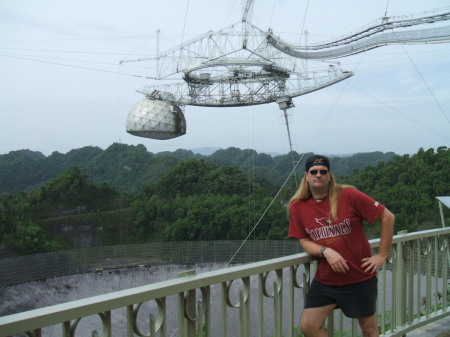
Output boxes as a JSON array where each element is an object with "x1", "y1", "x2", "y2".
[{"x1": 123, "y1": 2, "x2": 450, "y2": 140}]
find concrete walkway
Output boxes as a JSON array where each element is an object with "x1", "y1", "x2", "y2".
[{"x1": 406, "y1": 315, "x2": 450, "y2": 337}]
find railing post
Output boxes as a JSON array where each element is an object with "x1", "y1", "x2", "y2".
[
  {"x1": 62, "y1": 321, "x2": 71, "y2": 337},
  {"x1": 178, "y1": 269, "x2": 197, "y2": 337},
  {"x1": 126, "y1": 306, "x2": 134, "y2": 337},
  {"x1": 273, "y1": 269, "x2": 282, "y2": 337},
  {"x1": 239, "y1": 276, "x2": 250, "y2": 337},
  {"x1": 221, "y1": 282, "x2": 227, "y2": 337},
  {"x1": 288, "y1": 266, "x2": 295, "y2": 337},
  {"x1": 258, "y1": 274, "x2": 264, "y2": 337},
  {"x1": 186, "y1": 289, "x2": 196, "y2": 337},
  {"x1": 438, "y1": 200, "x2": 450, "y2": 268},
  {"x1": 395, "y1": 230, "x2": 408, "y2": 332}
]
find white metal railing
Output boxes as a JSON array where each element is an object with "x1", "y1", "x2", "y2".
[{"x1": 0, "y1": 228, "x2": 449, "y2": 337}]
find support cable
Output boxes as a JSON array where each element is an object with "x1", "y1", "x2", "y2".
[
  {"x1": 348, "y1": 83, "x2": 450, "y2": 141},
  {"x1": 225, "y1": 54, "x2": 365, "y2": 267},
  {"x1": 269, "y1": 0, "x2": 276, "y2": 27},
  {"x1": 298, "y1": 0, "x2": 310, "y2": 44},
  {"x1": 282, "y1": 108, "x2": 299, "y2": 186},
  {"x1": 384, "y1": 0, "x2": 391, "y2": 17},
  {"x1": 177, "y1": 0, "x2": 191, "y2": 70},
  {"x1": 0, "y1": 53, "x2": 157, "y2": 79},
  {"x1": 225, "y1": 151, "x2": 306, "y2": 267},
  {"x1": 399, "y1": 44, "x2": 450, "y2": 125}
]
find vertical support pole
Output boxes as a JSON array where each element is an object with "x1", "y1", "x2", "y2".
[
  {"x1": 380, "y1": 267, "x2": 387, "y2": 334},
  {"x1": 288, "y1": 266, "x2": 295, "y2": 337},
  {"x1": 258, "y1": 274, "x2": 264, "y2": 337},
  {"x1": 104, "y1": 311, "x2": 112, "y2": 337},
  {"x1": 438, "y1": 200, "x2": 446, "y2": 228},
  {"x1": 442, "y1": 237, "x2": 449, "y2": 310},
  {"x1": 177, "y1": 269, "x2": 197, "y2": 337},
  {"x1": 407, "y1": 246, "x2": 414, "y2": 323},
  {"x1": 416, "y1": 239, "x2": 422, "y2": 319},
  {"x1": 426, "y1": 240, "x2": 432, "y2": 317},
  {"x1": 203, "y1": 287, "x2": 211, "y2": 337},
  {"x1": 178, "y1": 292, "x2": 186, "y2": 337},
  {"x1": 62, "y1": 321, "x2": 71, "y2": 337},
  {"x1": 159, "y1": 297, "x2": 167, "y2": 337},
  {"x1": 282, "y1": 108, "x2": 298, "y2": 186},
  {"x1": 395, "y1": 230, "x2": 407, "y2": 330},
  {"x1": 302, "y1": 263, "x2": 311, "y2": 303},
  {"x1": 197, "y1": 301, "x2": 204, "y2": 337},
  {"x1": 239, "y1": 290, "x2": 246, "y2": 337},
  {"x1": 276, "y1": 97, "x2": 298, "y2": 186},
  {"x1": 221, "y1": 282, "x2": 227, "y2": 337},
  {"x1": 126, "y1": 305, "x2": 134, "y2": 337},
  {"x1": 274, "y1": 283, "x2": 281, "y2": 337},
  {"x1": 438, "y1": 200, "x2": 450, "y2": 268},
  {"x1": 186, "y1": 289, "x2": 196, "y2": 337},
  {"x1": 282, "y1": 108, "x2": 294, "y2": 154},
  {"x1": 239, "y1": 277, "x2": 250, "y2": 337},
  {"x1": 434, "y1": 237, "x2": 439, "y2": 315}
]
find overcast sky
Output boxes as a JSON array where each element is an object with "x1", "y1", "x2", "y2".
[{"x1": 1, "y1": 0, "x2": 449, "y2": 157}]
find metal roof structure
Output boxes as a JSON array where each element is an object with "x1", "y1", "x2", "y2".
[
  {"x1": 437, "y1": 196, "x2": 450, "y2": 209},
  {"x1": 437, "y1": 196, "x2": 450, "y2": 228}
]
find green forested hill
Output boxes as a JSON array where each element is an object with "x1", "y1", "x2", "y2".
[
  {"x1": 0, "y1": 159, "x2": 287, "y2": 255},
  {"x1": 0, "y1": 166, "x2": 125, "y2": 255},
  {"x1": 0, "y1": 145, "x2": 448, "y2": 257},
  {"x1": 343, "y1": 146, "x2": 450, "y2": 232},
  {"x1": 0, "y1": 143, "x2": 395, "y2": 194},
  {"x1": 133, "y1": 159, "x2": 287, "y2": 242}
]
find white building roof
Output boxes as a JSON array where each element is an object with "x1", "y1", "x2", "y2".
[{"x1": 436, "y1": 196, "x2": 450, "y2": 210}]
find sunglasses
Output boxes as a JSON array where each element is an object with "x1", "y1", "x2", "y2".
[{"x1": 309, "y1": 169, "x2": 329, "y2": 175}]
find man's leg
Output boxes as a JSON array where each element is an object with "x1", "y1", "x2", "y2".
[
  {"x1": 358, "y1": 314, "x2": 379, "y2": 337},
  {"x1": 300, "y1": 304, "x2": 336, "y2": 337}
]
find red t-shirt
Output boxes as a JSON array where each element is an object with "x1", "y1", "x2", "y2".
[{"x1": 289, "y1": 188, "x2": 384, "y2": 286}]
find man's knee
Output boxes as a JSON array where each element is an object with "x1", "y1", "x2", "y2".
[
  {"x1": 358, "y1": 315, "x2": 379, "y2": 337},
  {"x1": 360, "y1": 326, "x2": 379, "y2": 337},
  {"x1": 300, "y1": 316, "x2": 322, "y2": 336}
]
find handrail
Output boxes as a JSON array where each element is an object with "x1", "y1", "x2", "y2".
[{"x1": 0, "y1": 228, "x2": 449, "y2": 337}]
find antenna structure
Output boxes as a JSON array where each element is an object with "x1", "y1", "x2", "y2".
[{"x1": 123, "y1": 2, "x2": 450, "y2": 140}]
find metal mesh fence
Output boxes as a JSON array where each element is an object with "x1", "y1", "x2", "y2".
[{"x1": 0, "y1": 240, "x2": 302, "y2": 287}]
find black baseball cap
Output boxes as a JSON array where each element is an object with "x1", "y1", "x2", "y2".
[{"x1": 305, "y1": 155, "x2": 330, "y2": 172}]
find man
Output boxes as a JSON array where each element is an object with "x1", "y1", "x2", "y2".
[{"x1": 289, "y1": 155, "x2": 395, "y2": 337}]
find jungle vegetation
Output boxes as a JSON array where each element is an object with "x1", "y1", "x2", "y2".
[{"x1": 0, "y1": 145, "x2": 448, "y2": 256}]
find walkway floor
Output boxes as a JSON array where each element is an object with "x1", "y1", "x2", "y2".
[{"x1": 406, "y1": 315, "x2": 450, "y2": 337}]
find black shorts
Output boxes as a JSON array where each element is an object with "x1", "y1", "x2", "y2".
[{"x1": 304, "y1": 277, "x2": 377, "y2": 318}]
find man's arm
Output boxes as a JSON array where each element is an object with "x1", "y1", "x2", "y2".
[
  {"x1": 299, "y1": 238, "x2": 349, "y2": 273},
  {"x1": 361, "y1": 207, "x2": 395, "y2": 273}
]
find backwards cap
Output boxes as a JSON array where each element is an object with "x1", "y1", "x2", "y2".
[{"x1": 305, "y1": 155, "x2": 330, "y2": 172}]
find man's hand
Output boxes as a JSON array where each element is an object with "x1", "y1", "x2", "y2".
[
  {"x1": 323, "y1": 248, "x2": 349, "y2": 273},
  {"x1": 361, "y1": 254, "x2": 386, "y2": 274}
]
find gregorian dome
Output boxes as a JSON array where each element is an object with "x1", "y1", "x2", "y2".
[{"x1": 126, "y1": 98, "x2": 186, "y2": 140}]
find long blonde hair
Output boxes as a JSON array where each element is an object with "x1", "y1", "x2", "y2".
[{"x1": 289, "y1": 173, "x2": 354, "y2": 220}]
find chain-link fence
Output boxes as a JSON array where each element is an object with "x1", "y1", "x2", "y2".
[{"x1": 0, "y1": 240, "x2": 302, "y2": 287}]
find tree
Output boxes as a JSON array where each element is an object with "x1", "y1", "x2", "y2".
[
  {"x1": 344, "y1": 147, "x2": 450, "y2": 231},
  {"x1": 133, "y1": 159, "x2": 288, "y2": 242}
]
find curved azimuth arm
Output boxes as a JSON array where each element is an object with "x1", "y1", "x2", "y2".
[{"x1": 267, "y1": 8, "x2": 450, "y2": 59}]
